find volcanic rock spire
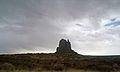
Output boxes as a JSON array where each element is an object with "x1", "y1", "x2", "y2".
[{"x1": 56, "y1": 39, "x2": 77, "y2": 54}]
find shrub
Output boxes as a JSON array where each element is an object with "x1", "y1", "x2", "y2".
[
  {"x1": 0, "y1": 63, "x2": 15, "y2": 70},
  {"x1": 52, "y1": 63, "x2": 65, "y2": 71}
]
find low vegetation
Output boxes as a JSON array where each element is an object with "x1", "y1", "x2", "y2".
[{"x1": 0, "y1": 53, "x2": 120, "y2": 72}]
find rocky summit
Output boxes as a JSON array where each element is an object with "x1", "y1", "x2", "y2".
[{"x1": 56, "y1": 39, "x2": 77, "y2": 54}]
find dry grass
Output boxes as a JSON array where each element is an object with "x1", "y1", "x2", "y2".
[
  {"x1": 0, "y1": 53, "x2": 120, "y2": 72},
  {"x1": 0, "y1": 69, "x2": 120, "y2": 72},
  {"x1": 0, "y1": 70, "x2": 99, "y2": 72}
]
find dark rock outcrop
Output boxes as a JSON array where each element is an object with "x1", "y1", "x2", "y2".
[{"x1": 56, "y1": 39, "x2": 77, "y2": 54}]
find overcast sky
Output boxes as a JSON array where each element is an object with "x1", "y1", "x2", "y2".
[{"x1": 0, "y1": 0, "x2": 120, "y2": 55}]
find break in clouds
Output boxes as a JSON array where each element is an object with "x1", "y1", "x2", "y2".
[{"x1": 0, "y1": 0, "x2": 120, "y2": 55}]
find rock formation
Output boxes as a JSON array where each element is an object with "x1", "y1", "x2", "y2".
[{"x1": 56, "y1": 39, "x2": 77, "y2": 54}]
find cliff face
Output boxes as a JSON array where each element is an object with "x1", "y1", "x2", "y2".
[{"x1": 56, "y1": 39, "x2": 77, "y2": 54}]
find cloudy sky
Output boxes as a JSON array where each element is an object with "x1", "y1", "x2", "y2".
[{"x1": 0, "y1": 0, "x2": 120, "y2": 55}]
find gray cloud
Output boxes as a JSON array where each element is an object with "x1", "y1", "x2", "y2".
[{"x1": 0, "y1": 0, "x2": 120, "y2": 55}]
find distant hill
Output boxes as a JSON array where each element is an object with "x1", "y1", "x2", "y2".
[{"x1": 0, "y1": 39, "x2": 120, "y2": 72}]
